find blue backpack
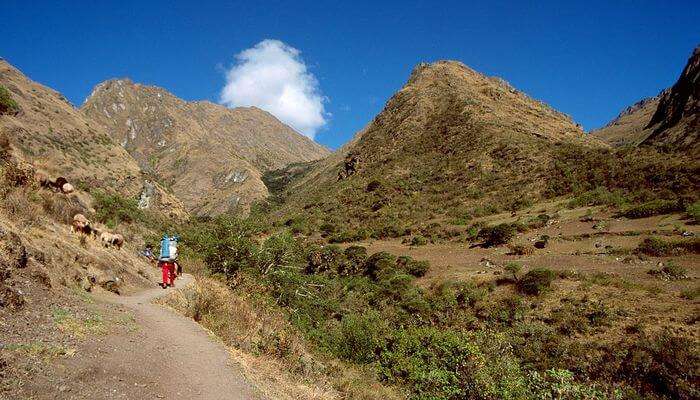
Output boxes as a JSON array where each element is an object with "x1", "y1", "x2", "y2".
[{"x1": 159, "y1": 235, "x2": 171, "y2": 260}]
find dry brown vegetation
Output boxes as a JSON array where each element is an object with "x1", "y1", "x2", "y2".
[{"x1": 82, "y1": 79, "x2": 328, "y2": 215}]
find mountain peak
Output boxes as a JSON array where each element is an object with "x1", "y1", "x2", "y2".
[{"x1": 82, "y1": 78, "x2": 329, "y2": 215}]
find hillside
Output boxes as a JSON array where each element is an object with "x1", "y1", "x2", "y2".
[
  {"x1": 592, "y1": 45, "x2": 699, "y2": 157},
  {"x1": 270, "y1": 61, "x2": 613, "y2": 233},
  {"x1": 589, "y1": 95, "x2": 661, "y2": 147},
  {"x1": 642, "y1": 46, "x2": 699, "y2": 155},
  {"x1": 82, "y1": 80, "x2": 329, "y2": 215},
  {"x1": 0, "y1": 59, "x2": 185, "y2": 216}
]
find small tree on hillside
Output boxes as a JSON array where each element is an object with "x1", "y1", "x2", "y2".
[{"x1": 505, "y1": 262, "x2": 522, "y2": 281}]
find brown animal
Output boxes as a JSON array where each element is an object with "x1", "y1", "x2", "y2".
[
  {"x1": 36, "y1": 173, "x2": 74, "y2": 193},
  {"x1": 100, "y1": 232, "x2": 124, "y2": 249},
  {"x1": 71, "y1": 214, "x2": 90, "y2": 235}
]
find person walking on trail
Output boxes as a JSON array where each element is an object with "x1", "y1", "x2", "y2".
[
  {"x1": 158, "y1": 234, "x2": 179, "y2": 288},
  {"x1": 143, "y1": 244, "x2": 156, "y2": 264}
]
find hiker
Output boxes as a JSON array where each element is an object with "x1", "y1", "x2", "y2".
[
  {"x1": 143, "y1": 245, "x2": 156, "y2": 264},
  {"x1": 158, "y1": 234, "x2": 179, "y2": 288}
]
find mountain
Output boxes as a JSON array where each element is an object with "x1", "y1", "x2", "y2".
[
  {"x1": 82, "y1": 80, "x2": 329, "y2": 215},
  {"x1": 589, "y1": 95, "x2": 662, "y2": 147},
  {"x1": 270, "y1": 61, "x2": 611, "y2": 234},
  {"x1": 0, "y1": 59, "x2": 184, "y2": 215},
  {"x1": 592, "y1": 46, "x2": 699, "y2": 157}
]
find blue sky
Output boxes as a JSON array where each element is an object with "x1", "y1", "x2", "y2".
[{"x1": 1, "y1": 1, "x2": 698, "y2": 149}]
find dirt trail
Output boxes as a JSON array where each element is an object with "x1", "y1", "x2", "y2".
[{"x1": 56, "y1": 274, "x2": 265, "y2": 400}]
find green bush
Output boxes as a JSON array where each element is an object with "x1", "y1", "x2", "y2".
[
  {"x1": 637, "y1": 237, "x2": 673, "y2": 256},
  {"x1": 378, "y1": 328, "x2": 529, "y2": 400},
  {"x1": 636, "y1": 237, "x2": 699, "y2": 257},
  {"x1": 686, "y1": 201, "x2": 700, "y2": 224},
  {"x1": 410, "y1": 235, "x2": 428, "y2": 246},
  {"x1": 680, "y1": 287, "x2": 700, "y2": 300},
  {"x1": 617, "y1": 331, "x2": 700, "y2": 399},
  {"x1": 517, "y1": 268, "x2": 556, "y2": 295},
  {"x1": 341, "y1": 245, "x2": 368, "y2": 275},
  {"x1": 621, "y1": 199, "x2": 682, "y2": 219},
  {"x1": 566, "y1": 187, "x2": 628, "y2": 209},
  {"x1": 527, "y1": 369, "x2": 609, "y2": 399},
  {"x1": 479, "y1": 223, "x2": 517, "y2": 247},
  {"x1": 649, "y1": 262, "x2": 688, "y2": 280},
  {"x1": 397, "y1": 256, "x2": 430, "y2": 278},
  {"x1": 505, "y1": 262, "x2": 522, "y2": 280},
  {"x1": 92, "y1": 190, "x2": 144, "y2": 228},
  {"x1": 0, "y1": 86, "x2": 19, "y2": 115},
  {"x1": 256, "y1": 231, "x2": 305, "y2": 274},
  {"x1": 306, "y1": 244, "x2": 345, "y2": 274},
  {"x1": 329, "y1": 310, "x2": 390, "y2": 363},
  {"x1": 364, "y1": 251, "x2": 398, "y2": 280}
]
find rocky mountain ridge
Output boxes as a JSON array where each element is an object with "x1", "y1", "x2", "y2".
[
  {"x1": 0, "y1": 59, "x2": 185, "y2": 216},
  {"x1": 592, "y1": 45, "x2": 699, "y2": 156},
  {"x1": 82, "y1": 79, "x2": 329, "y2": 215}
]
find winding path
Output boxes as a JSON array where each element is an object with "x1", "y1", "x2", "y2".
[{"x1": 64, "y1": 274, "x2": 265, "y2": 399}]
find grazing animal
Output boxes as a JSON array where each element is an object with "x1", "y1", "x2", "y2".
[
  {"x1": 100, "y1": 232, "x2": 124, "y2": 249},
  {"x1": 71, "y1": 214, "x2": 91, "y2": 235},
  {"x1": 61, "y1": 182, "x2": 74, "y2": 194},
  {"x1": 36, "y1": 172, "x2": 74, "y2": 193}
]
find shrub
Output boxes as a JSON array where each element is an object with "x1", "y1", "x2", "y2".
[
  {"x1": 329, "y1": 310, "x2": 390, "y2": 363},
  {"x1": 505, "y1": 262, "x2": 522, "y2": 280},
  {"x1": 636, "y1": 237, "x2": 699, "y2": 257},
  {"x1": 479, "y1": 223, "x2": 516, "y2": 247},
  {"x1": 378, "y1": 328, "x2": 529, "y2": 399},
  {"x1": 686, "y1": 201, "x2": 700, "y2": 224},
  {"x1": 365, "y1": 180, "x2": 382, "y2": 192},
  {"x1": 566, "y1": 187, "x2": 627, "y2": 209},
  {"x1": 2, "y1": 160, "x2": 33, "y2": 187},
  {"x1": 364, "y1": 252, "x2": 398, "y2": 280},
  {"x1": 527, "y1": 369, "x2": 609, "y2": 399},
  {"x1": 617, "y1": 331, "x2": 700, "y2": 399},
  {"x1": 648, "y1": 262, "x2": 688, "y2": 280},
  {"x1": 637, "y1": 237, "x2": 672, "y2": 256},
  {"x1": 621, "y1": 199, "x2": 682, "y2": 219},
  {"x1": 397, "y1": 256, "x2": 430, "y2": 278},
  {"x1": 92, "y1": 190, "x2": 143, "y2": 227},
  {"x1": 0, "y1": 85, "x2": 19, "y2": 115},
  {"x1": 517, "y1": 268, "x2": 556, "y2": 295},
  {"x1": 410, "y1": 235, "x2": 428, "y2": 246},
  {"x1": 509, "y1": 243, "x2": 534, "y2": 255},
  {"x1": 256, "y1": 231, "x2": 304, "y2": 274},
  {"x1": 306, "y1": 244, "x2": 345, "y2": 274},
  {"x1": 0, "y1": 132, "x2": 11, "y2": 161},
  {"x1": 341, "y1": 245, "x2": 368, "y2": 275},
  {"x1": 680, "y1": 287, "x2": 700, "y2": 300}
]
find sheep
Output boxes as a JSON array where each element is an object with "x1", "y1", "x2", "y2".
[
  {"x1": 61, "y1": 182, "x2": 74, "y2": 194},
  {"x1": 100, "y1": 232, "x2": 124, "y2": 249},
  {"x1": 35, "y1": 172, "x2": 74, "y2": 193},
  {"x1": 71, "y1": 213, "x2": 91, "y2": 235}
]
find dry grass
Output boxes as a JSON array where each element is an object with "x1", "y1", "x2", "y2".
[
  {"x1": 161, "y1": 276, "x2": 403, "y2": 400},
  {"x1": 1, "y1": 187, "x2": 43, "y2": 227}
]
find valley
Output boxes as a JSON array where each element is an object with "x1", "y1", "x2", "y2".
[{"x1": 0, "y1": 43, "x2": 698, "y2": 400}]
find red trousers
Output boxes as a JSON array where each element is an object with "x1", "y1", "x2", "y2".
[{"x1": 161, "y1": 262, "x2": 175, "y2": 286}]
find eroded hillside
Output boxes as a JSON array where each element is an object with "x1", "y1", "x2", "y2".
[
  {"x1": 0, "y1": 60, "x2": 185, "y2": 216},
  {"x1": 82, "y1": 80, "x2": 329, "y2": 215},
  {"x1": 593, "y1": 45, "x2": 699, "y2": 157}
]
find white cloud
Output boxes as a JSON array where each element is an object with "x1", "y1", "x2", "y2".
[{"x1": 220, "y1": 39, "x2": 327, "y2": 138}]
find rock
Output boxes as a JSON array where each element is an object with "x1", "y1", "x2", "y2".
[
  {"x1": 81, "y1": 276, "x2": 93, "y2": 292},
  {"x1": 17, "y1": 246, "x2": 28, "y2": 268},
  {"x1": 31, "y1": 268, "x2": 52, "y2": 287},
  {"x1": 99, "y1": 277, "x2": 121, "y2": 294}
]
